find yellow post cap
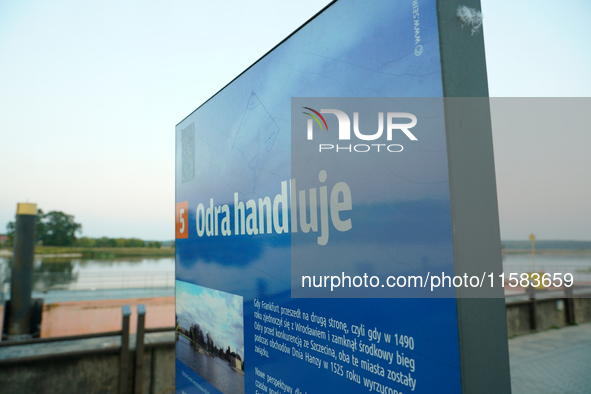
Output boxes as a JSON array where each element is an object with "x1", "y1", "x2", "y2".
[{"x1": 17, "y1": 203, "x2": 37, "y2": 215}]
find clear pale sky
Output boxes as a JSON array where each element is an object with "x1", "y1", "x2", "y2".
[{"x1": 1, "y1": 0, "x2": 590, "y2": 241}]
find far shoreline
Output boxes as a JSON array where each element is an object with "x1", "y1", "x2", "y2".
[
  {"x1": 502, "y1": 249, "x2": 591, "y2": 256},
  {"x1": 0, "y1": 246, "x2": 174, "y2": 259}
]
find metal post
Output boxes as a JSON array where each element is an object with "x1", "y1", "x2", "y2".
[
  {"x1": 119, "y1": 305, "x2": 131, "y2": 394},
  {"x1": 565, "y1": 286, "x2": 575, "y2": 324},
  {"x1": 134, "y1": 304, "x2": 146, "y2": 394},
  {"x1": 529, "y1": 233, "x2": 536, "y2": 272},
  {"x1": 527, "y1": 285, "x2": 537, "y2": 331},
  {"x1": 7, "y1": 203, "x2": 37, "y2": 339}
]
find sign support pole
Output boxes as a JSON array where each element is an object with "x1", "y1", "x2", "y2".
[{"x1": 437, "y1": 1, "x2": 512, "y2": 392}]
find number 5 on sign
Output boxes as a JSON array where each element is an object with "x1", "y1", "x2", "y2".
[{"x1": 176, "y1": 201, "x2": 189, "y2": 239}]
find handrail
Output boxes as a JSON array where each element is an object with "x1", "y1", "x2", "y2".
[{"x1": 0, "y1": 330, "x2": 122, "y2": 347}]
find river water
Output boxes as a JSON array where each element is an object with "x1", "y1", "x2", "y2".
[
  {"x1": 1, "y1": 253, "x2": 589, "y2": 294},
  {"x1": 176, "y1": 335, "x2": 245, "y2": 394},
  {"x1": 0, "y1": 256, "x2": 174, "y2": 292},
  {"x1": 503, "y1": 253, "x2": 591, "y2": 283}
]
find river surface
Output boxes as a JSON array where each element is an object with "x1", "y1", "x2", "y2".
[
  {"x1": 176, "y1": 335, "x2": 244, "y2": 394},
  {"x1": 1, "y1": 253, "x2": 590, "y2": 294},
  {"x1": 0, "y1": 256, "x2": 174, "y2": 292},
  {"x1": 503, "y1": 253, "x2": 591, "y2": 283}
]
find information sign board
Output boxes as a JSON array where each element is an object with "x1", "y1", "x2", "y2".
[{"x1": 175, "y1": 1, "x2": 510, "y2": 393}]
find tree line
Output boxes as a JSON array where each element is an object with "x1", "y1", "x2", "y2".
[
  {"x1": 6, "y1": 209, "x2": 81, "y2": 247},
  {"x1": 76, "y1": 237, "x2": 162, "y2": 248},
  {"x1": 4, "y1": 209, "x2": 165, "y2": 248}
]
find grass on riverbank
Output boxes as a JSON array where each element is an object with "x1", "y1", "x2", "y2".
[{"x1": 0, "y1": 246, "x2": 175, "y2": 259}]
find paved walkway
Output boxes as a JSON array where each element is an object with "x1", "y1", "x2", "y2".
[{"x1": 509, "y1": 322, "x2": 591, "y2": 393}]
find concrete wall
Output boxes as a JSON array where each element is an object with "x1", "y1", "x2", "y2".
[
  {"x1": 0, "y1": 333, "x2": 174, "y2": 394},
  {"x1": 506, "y1": 298, "x2": 591, "y2": 337},
  {"x1": 2, "y1": 298, "x2": 589, "y2": 392},
  {"x1": 574, "y1": 298, "x2": 591, "y2": 323},
  {"x1": 506, "y1": 301, "x2": 532, "y2": 337}
]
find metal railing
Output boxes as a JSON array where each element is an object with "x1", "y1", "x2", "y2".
[
  {"x1": 505, "y1": 286, "x2": 591, "y2": 331},
  {"x1": 27, "y1": 270, "x2": 175, "y2": 291}
]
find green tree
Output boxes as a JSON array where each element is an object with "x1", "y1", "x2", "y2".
[
  {"x1": 5, "y1": 221, "x2": 15, "y2": 246},
  {"x1": 124, "y1": 238, "x2": 144, "y2": 247},
  {"x1": 38, "y1": 211, "x2": 82, "y2": 246},
  {"x1": 147, "y1": 241, "x2": 161, "y2": 248},
  {"x1": 76, "y1": 237, "x2": 96, "y2": 247},
  {"x1": 94, "y1": 237, "x2": 116, "y2": 247}
]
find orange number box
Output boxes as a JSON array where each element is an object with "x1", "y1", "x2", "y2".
[{"x1": 175, "y1": 201, "x2": 189, "y2": 239}]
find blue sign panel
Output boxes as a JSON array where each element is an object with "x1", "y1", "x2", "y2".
[{"x1": 175, "y1": 0, "x2": 461, "y2": 393}]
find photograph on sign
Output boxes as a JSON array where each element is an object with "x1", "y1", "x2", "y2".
[{"x1": 176, "y1": 281, "x2": 245, "y2": 394}]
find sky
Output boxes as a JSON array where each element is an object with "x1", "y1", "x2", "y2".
[{"x1": 0, "y1": 0, "x2": 590, "y2": 241}]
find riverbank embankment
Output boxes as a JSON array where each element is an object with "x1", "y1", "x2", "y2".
[{"x1": 0, "y1": 246, "x2": 174, "y2": 259}]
